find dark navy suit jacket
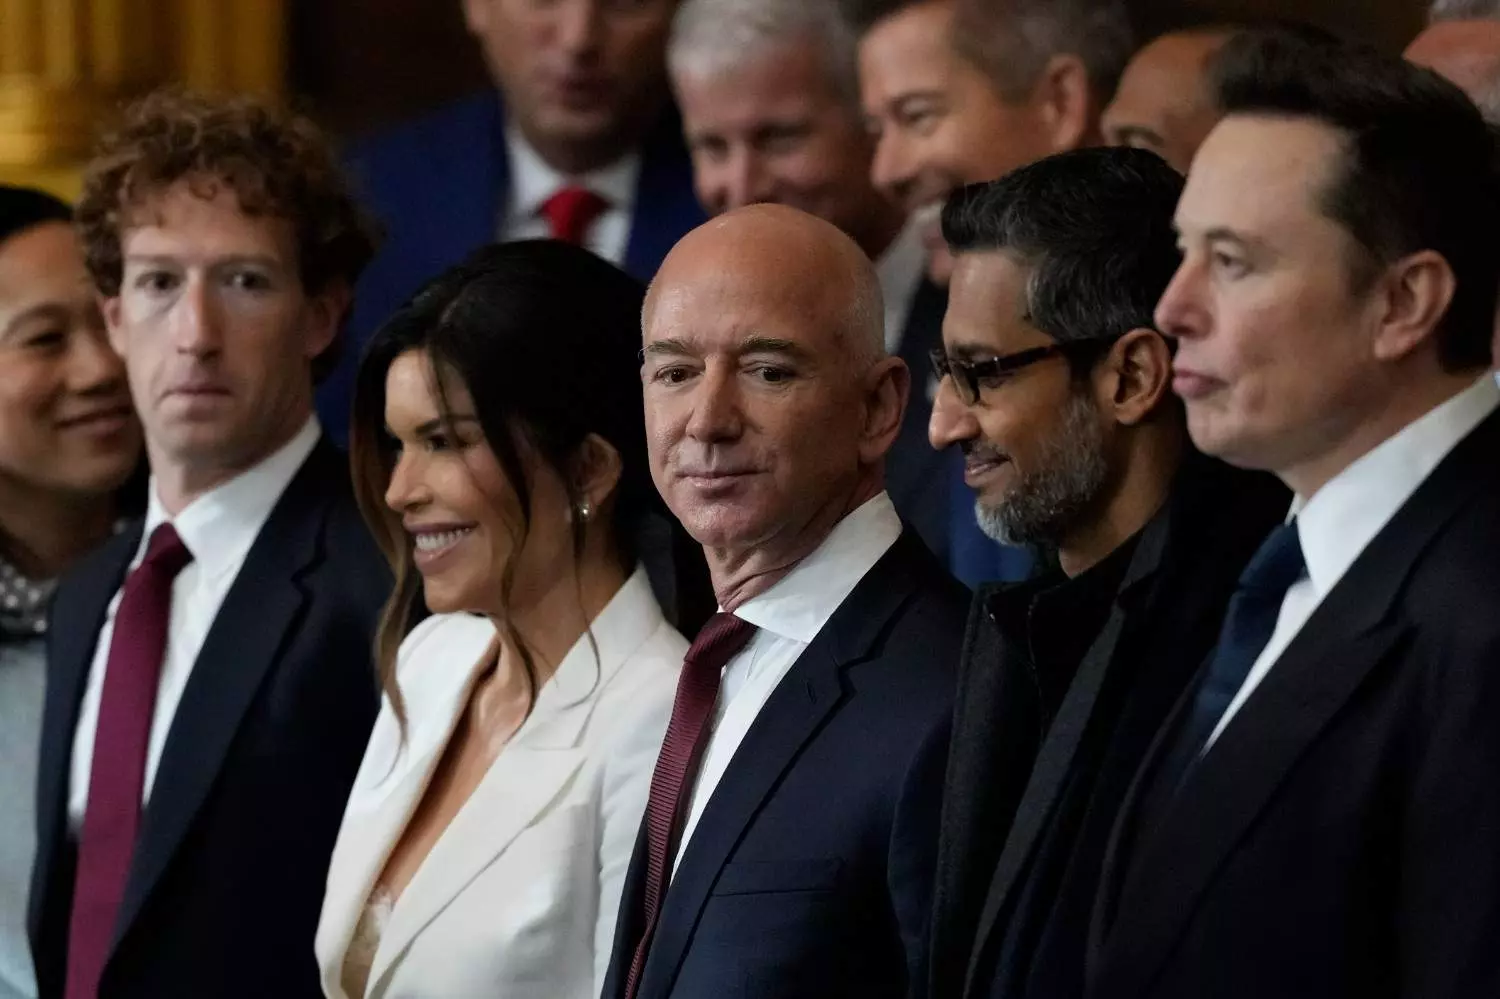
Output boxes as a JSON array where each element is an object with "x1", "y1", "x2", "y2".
[
  {"x1": 28, "y1": 441, "x2": 387, "y2": 998},
  {"x1": 318, "y1": 92, "x2": 705, "y2": 443},
  {"x1": 600, "y1": 530, "x2": 967, "y2": 999}
]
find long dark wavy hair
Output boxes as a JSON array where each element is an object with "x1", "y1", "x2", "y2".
[{"x1": 348, "y1": 240, "x2": 712, "y2": 727}]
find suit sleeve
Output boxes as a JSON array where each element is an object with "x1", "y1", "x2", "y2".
[
  {"x1": 592, "y1": 670, "x2": 674, "y2": 997},
  {"x1": 889, "y1": 712, "x2": 954, "y2": 999},
  {"x1": 1399, "y1": 628, "x2": 1500, "y2": 997}
]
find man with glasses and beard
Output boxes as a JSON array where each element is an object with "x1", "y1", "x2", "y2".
[{"x1": 921, "y1": 147, "x2": 1287, "y2": 999}]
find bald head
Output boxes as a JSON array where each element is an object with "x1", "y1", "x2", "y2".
[
  {"x1": 647, "y1": 204, "x2": 885, "y2": 366},
  {"x1": 641, "y1": 204, "x2": 909, "y2": 592},
  {"x1": 1102, "y1": 28, "x2": 1234, "y2": 173},
  {"x1": 1406, "y1": 20, "x2": 1500, "y2": 124}
]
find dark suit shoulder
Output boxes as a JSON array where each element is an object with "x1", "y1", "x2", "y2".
[
  {"x1": 841, "y1": 534, "x2": 967, "y2": 721},
  {"x1": 347, "y1": 91, "x2": 497, "y2": 175}
]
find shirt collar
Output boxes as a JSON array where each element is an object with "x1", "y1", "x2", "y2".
[
  {"x1": 874, "y1": 221, "x2": 927, "y2": 354},
  {"x1": 1294, "y1": 375, "x2": 1499, "y2": 597},
  {"x1": 732, "y1": 492, "x2": 904, "y2": 645},
  {"x1": 505, "y1": 124, "x2": 642, "y2": 224},
  {"x1": 142, "y1": 417, "x2": 322, "y2": 582}
]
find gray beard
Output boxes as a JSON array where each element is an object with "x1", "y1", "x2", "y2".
[{"x1": 974, "y1": 390, "x2": 1109, "y2": 548}]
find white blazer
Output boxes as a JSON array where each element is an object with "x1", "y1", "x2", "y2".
[{"x1": 316, "y1": 568, "x2": 684, "y2": 998}]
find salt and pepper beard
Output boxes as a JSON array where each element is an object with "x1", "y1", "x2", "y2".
[{"x1": 973, "y1": 389, "x2": 1109, "y2": 549}]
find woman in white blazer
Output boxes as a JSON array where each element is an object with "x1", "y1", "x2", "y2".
[{"x1": 317, "y1": 242, "x2": 711, "y2": 998}]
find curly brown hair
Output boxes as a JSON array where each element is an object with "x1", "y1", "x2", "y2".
[{"x1": 76, "y1": 88, "x2": 380, "y2": 376}]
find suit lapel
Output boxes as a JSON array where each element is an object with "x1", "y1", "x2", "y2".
[
  {"x1": 368, "y1": 744, "x2": 589, "y2": 989},
  {"x1": 29, "y1": 527, "x2": 139, "y2": 944},
  {"x1": 1092, "y1": 412, "x2": 1499, "y2": 997},
  {"x1": 961, "y1": 513, "x2": 1169, "y2": 997},
  {"x1": 640, "y1": 535, "x2": 926, "y2": 997},
  {"x1": 113, "y1": 444, "x2": 337, "y2": 943}
]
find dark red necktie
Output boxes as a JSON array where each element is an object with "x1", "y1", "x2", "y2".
[
  {"x1": 66, "y1": 523, "x2": 192, "y2": 999},
  {"x1": 623, "y1": 612, "x2": 757, "y2": 999},
  {"x1": 540, "y1": 186, "x2": 609, "y2": 245}
]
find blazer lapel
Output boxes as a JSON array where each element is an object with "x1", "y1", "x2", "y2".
[
  {"x1": 367, "y1": 744, "x2": 589, "y2": 990},
  {"x1": 1092, "y1": 412, "x2": 1498, "y2": 997},
  {"x1": 639, "y1": 534, "x2": 927, "y2": 997},
  {"x1": 113, "y1": 444, "x2": 337, "y2": 944},
  {"x1": 961, "y1": 514, "x2": 1169, "y2": 997},
  {"x1": 29, "y1": 527, "x2": 139, "y2": 943}
]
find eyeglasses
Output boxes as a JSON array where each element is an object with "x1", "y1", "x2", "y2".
[{"x1": 928, "y1": 340, "x2": 1116, "y2": 406}]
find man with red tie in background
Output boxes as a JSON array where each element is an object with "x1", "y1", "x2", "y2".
[
  {"x1": 26, "y1": 91, "x2": 389, "y2": 999},
  {"x1": 600, "y1": 204, "x2": 966, "y2": 999},
  {"x1": 319, "y1": 0, "x2": 706, "y2": 445}
]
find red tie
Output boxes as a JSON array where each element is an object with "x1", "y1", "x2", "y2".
[
  {"x1": 623, "y1": 612, "x2": 757, "y2": 999},
  {"x1": 65, "y1": 523, "x2": 192, "y2": 999},
  {"x1": 540, "y1": 186, "x2": 609, "y2": 245}
]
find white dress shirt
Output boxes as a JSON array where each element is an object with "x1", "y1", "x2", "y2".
[
  {"x1": 671, "y1": 493, "x2": 903, "y2": 875},
  {"x1": 1205, "y1": 376, "x2": 1500, "y2": 751},
  {"x1": 875, "y1": 221, "x2": 928, "y2": 355},
  {"x1": 498, "y1": 125, "x2": 640, "y2": 266},
  {"x1": 67, "y1": 417, "x2": 322, "y2": 827}
]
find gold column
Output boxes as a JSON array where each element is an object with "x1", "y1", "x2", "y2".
[{"x1": 0, "y1": 0, "x2": 285, "y2": 196}]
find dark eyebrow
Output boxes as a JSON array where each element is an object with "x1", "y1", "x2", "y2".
[
  {"x1": 0, "y1": 303, "x2": 68, "y2": 344},
  {"x1": 411, "y1": 414, "x2": 480, "y2": 437}
]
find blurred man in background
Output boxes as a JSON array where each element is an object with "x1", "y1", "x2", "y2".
[
  {"x1": 1102, "y1": 26, "x2": 1235, "y2": 172},
  {"x1": 321, "y1": 0, "x2": 704, "y2": 444},
  {"x1": 850, "y1": 0, "x2": 1133, "y2": 284},
  {"x1": 1406, "y1": 0, "x2": 1500, "y2": 123},
  {"x1": 669, "y1": 0, "x2": 951, "y2": 558}
]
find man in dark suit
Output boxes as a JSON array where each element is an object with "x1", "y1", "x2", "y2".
[
  {"x1": 666, "y1": 0, "x2": 952, "y2": 557},
  {"x1": 923, "y1": 149, "x2": 1288, "y2": 999},
  {"x1": 318, "y1": 0, "x2": 705, "y2": 444},
  {"x1": 1090, "y1": 33, "x2": 1500, "y2": 998},
  {"x1": 602, "y1": 204, "x2": 966, "y2": 998},
  {"x1": 27, "y1": 91, "x2": 389, "y2": 999}
]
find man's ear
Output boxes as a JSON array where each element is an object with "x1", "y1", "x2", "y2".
[
  {"x1": 1370, "y1": 249, "x2": 1456, "y2": 363},
  {"x1": 860, "y1": 356, "x2": 910, "y2": 465},
  {"x1": 101, "y1": 295, "x2": 127, "y2": 357},
  {"x1": 1097, "y1": 328, "x2": 1174, "y2": 427},
  {"x1": 304, "y1": 281, "x2": 352, "y2": 362},
  {"x1": 1032, "y1": 53, "x2": 1095, "y2": 152}
]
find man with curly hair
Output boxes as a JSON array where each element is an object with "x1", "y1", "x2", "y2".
[{"x1": 26, "y1": 90, "x2": 390, "y2": 999}]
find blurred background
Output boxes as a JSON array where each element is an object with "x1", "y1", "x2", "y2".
[{"x1": 0, "y1": 0, "x2": 1430, "y2": 197}]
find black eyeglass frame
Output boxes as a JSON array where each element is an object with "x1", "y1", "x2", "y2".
[{"x1": 927, "y1": 337, "x2": 1121, "y2": 406}]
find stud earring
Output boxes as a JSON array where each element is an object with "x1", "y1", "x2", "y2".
[{"x1": 574, "y1": 500, "x2": 592, "y2": 524}]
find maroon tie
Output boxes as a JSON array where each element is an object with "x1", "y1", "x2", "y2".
[
  {"x1": 540, "y1": 186, "x2": 609, "y2": 245},
  {"x1": 623, "y1": 612, "x2": 757, "y2": 999},
  {"x1": 65, "y1": 523, "x2": 192, "y2": 999}
]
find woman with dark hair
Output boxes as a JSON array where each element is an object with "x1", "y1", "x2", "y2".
[
  {"x1": 0, "y1": 184, "x2": 141, "y2": 999},
  {"x1": 316, "y1": 241, "x2": 707, "y2": 999}
]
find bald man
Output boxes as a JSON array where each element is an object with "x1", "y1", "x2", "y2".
[
  {"x1": 602, "y1": 205, "x2": 967, "y2": 999},
  {"x1": 1407, "y1": 0, "x2": 1500, "y2": 123},
  {"x1": 1103, "y1": 28, "x2": 1235, "y2": 172}
]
